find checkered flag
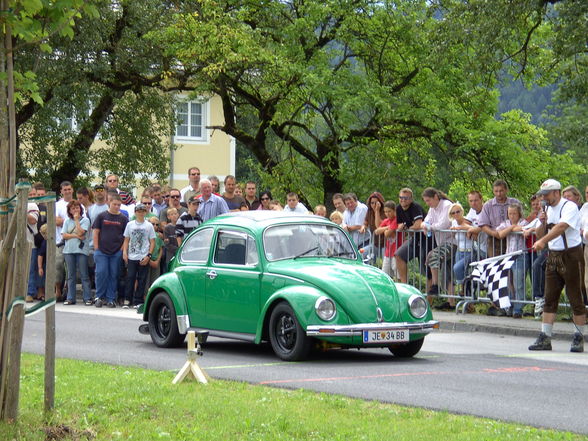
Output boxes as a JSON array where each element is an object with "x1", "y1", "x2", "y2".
[{"x1": 470, "y1": 254, "x2": 518, "y2": 309}]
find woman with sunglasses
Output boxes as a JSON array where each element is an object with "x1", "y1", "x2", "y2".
[
  {"x1": 450, "y1": 203, "x2": 474, "y2": 295},
  {"x1": 257, "y1": 191, "x2": 273, "y2": 210}
]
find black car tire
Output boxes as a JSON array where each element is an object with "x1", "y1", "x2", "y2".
[
  {"x1": 148, "y1": 292, "x2": 185, "y2": 348},
  {"x1": 388, "y1": 337, "x2": 424, "y2": 358},
  {"x1": 269, "y1": 302, "x2": 311, "y2": 361}
]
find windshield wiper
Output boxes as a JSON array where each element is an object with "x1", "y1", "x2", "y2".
[
  {"x1": 327, "y1": 250, "x2": 355, "y2": 258},
  {"x1": 293, "y1": 246, "x2": 320, "y2": 259}
]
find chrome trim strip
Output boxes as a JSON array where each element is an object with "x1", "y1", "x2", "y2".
[
  {"x1": 177, "y1": 315, "x2": 190, "y2": 334},
  {"x1": 306, "y1": 320, "x2": 439, "y2": 336},
  {"x1": 188, "y1": 328, "x2": 256, "y2": 343}
]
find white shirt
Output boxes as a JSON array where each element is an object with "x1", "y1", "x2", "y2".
[
  {"x1": 423, "y1": 199, "x2": 452, "y2": 245},
  {"x1": 283, "y1": 202, "x2": 308, "y2": 214},
  {"x1": 180, "y1": 185, "x2": 199, "y2": 200},
  {"x1": 344, "y1": 202, "x2": 369, "y2": 246},
  {"x1": 547, "y1": 199, "x2": 581, "y2": 251},
  {"x1": 579, "y1": 202, "x2": 588, "y2": 244},
  {"x1": 55, "y1": 198, "x2": 70, "y2": 243},
  {"x1": 466, "y1": 207, "x2": 487, "y2": 253}
]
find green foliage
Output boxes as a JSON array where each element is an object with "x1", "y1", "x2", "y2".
[
  {"x1": 148, "y1": 0, "x2": 581, "y2": 206},
  {"x1": 15, "y1": 0, "x2": 187, "y2": 188}
]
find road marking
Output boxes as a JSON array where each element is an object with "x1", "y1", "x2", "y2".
[
  {"x1": 258, "y1": 365, "x2": 556, "y2": 385},
  {"x1": 206, "y1": 362, "x2": 292, "y2": 370}
]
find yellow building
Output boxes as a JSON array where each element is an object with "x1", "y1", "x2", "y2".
[{"x1": 169, "y1": 94, "x2": 235, "y2": 191}]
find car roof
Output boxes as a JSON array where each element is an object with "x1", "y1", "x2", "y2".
[{"x1": 206, "y1": 210, "x2": 334, "y2": 230}]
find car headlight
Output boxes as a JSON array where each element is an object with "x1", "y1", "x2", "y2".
[
  {"x1": 408, "y1": 294, "x2": 428, "y2": 319},
  {"x1": 315, "y1": 296, "x2": 336, "y2": 321}
]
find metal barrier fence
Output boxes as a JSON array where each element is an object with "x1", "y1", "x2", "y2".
[{"x1": 362, "y1": 228, "x2": 552, "y2": 315}]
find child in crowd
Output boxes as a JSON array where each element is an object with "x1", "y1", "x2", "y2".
[
  {"x1": 145, "y1": 216, "x2": 164, "y2": 295},
  {"x1": 497, "y1": 203, "x2": 529, "y2": 318},
  {"x1": 314, "y1": 204, "x2": 328, "y2": 218},
  {"x1": 329, "y1": 210, "x2": 344, "y2": 226},
  {"x1": 164, "y1": 207, "x2": 180, "y2": 270},
  {"x1": 374, "y1": 201, "x2": 402, "y2": 279},
  {"x1": 122, "y1": 203, "x2": 156, "y2": 308}
]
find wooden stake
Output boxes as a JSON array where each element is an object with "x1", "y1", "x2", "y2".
[
  {"x1": 44, "y1": 194, "x2": 56, "y2": 412},
  {"x1": 3, "y1": 181, "x2": 30, "y2": 420},
  {"x1": 172, "y1": 331, "x2": 209, "y2": 385}
]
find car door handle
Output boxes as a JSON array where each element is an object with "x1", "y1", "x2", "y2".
[{"x1": 206, "y1": 270, "x2": 217, "y2": 280}]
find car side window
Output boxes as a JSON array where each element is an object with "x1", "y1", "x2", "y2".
[
  {"x1": 180, "y1": 228, "x2": 213, "y2": 263},
  {"x1": 215, "y1": 231, "x2": 258, "y2": 266},
  {"x1": 246, "y1": 235, "x2": 259, "y2": 266}
]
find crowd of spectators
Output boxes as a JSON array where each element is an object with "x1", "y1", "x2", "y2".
[{"x1": 23, "y1": 170, "x2": 588, "y2": 320}]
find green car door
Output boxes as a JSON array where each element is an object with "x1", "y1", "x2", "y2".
[
  {"x1": 174, "y1": 227, "x2": 214, "y2": 328},
  {"x1": 204, "y1": 229, "x2": 262, "y2": 333}
]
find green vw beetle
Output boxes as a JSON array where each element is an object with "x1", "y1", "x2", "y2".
[{"x1": 139, "y1": 211, "x2": 438, "y2": 361}]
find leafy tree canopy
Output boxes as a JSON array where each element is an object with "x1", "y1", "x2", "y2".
[{"x1": 148, "y1": 0, "x2": 582, "y2": 207}]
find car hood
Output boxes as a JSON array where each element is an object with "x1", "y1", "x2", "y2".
[{"x1": 265, "y1": 259, "x2": 402, "y2": 323}]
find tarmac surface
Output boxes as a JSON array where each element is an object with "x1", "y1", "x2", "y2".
[{"x1": 45, "y1": 300, "x2": 581, "y2": 341}]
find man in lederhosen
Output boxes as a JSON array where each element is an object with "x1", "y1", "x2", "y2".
[{"x1": 529, "y1": 179, "x2": 586, "y2": 352}]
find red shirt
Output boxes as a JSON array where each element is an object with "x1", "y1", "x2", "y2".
[{"x1": 379, "y1": 218, "x2": 402, "y2": 257}]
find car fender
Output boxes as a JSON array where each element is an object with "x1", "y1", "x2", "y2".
[
  {"x1": 255, "y1": 285, "x2": 348, "y2": 344},
  {"x1": 142, "y1": 272, "x2": 189, "y2": 322},
  {"x1": 395, "y1": 282, "x2": 434, "y2": 321}
]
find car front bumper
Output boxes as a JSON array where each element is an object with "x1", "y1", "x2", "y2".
[{"x1": 306, "y1": 320, "x2": 439, "y2": 337}]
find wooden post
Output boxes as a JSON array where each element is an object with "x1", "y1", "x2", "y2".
[
  {"x1": 2, "y1": 181, "x2": 31, "y2": 420},
  {"x1": 0, "y1": 212, "x2": 17, "y2": 413},
  {"x1": 172, "y1": 331, "x2": 209, "y2": 385},
  {"x1": 44, "y1": 193, "x2": 56, "y2": 412}
]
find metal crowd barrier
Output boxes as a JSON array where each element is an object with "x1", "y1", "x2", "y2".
[{"x1": 362, "y1": 228, "x2": 557, "y2": 315}]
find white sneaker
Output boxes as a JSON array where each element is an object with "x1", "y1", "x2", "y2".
[
  {"x1": 534, "y1": 298, "x2": 545, "y2": 319},
  {"x1": 122, "y1": 300, "x2": 130, "y2": 309}
]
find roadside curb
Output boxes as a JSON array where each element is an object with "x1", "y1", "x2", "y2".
[{"x1": 436, "y1": 312, "x2": 580, "y2": 342}]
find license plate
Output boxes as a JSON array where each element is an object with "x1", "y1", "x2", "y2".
[{"x1": 363, "y1": 329, "x2": 409, "y2": 343}]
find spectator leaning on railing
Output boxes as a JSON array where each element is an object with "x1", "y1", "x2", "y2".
[
  {"x1": 477, "y1": 179, "x2": 521, "y2": 258},
  {"x1": 496, "y1": 203, "x2": 528, "y2": 318},
  {"x1": 421, "y1": 188, "x2": 453, "y2": 300}
]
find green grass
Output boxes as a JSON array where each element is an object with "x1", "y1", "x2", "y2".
[{"x1": 1, "y1": 354, "x2": 586, "y2": 441}]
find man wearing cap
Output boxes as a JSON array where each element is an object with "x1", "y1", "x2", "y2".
[
  {"x1": 529, "y1": 179, "x2": 586, "y2": 352},
  {"x1": 122, "y1": 203, "x2": 155, "y2": 308},
  {"x1": 176, "y1": 196, "x2": 203, "y2": 240}
]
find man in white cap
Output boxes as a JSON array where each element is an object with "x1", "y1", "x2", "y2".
[{"x1": 529, "y1": 179, "x2": 586, "y2": 352}]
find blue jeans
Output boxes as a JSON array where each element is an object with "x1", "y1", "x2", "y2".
[
  {"x1": 64, "y1": 252, "x2": 92, "y2": 303},
  {"x1": 27, "y1": 248, "x2": 40, "y2": 297},
  {"x1": 94, "y1": 249, "x2": 122, "y2": 303},
  {"x1": 125, "y1": 259, "x2": 148, "y2": 305},
  {"x1": 510, "y1": 255, "x2": 526, "y2": 314},
  {"x1": 531, "y1": 250, "x2": 546, "y2": 299}
]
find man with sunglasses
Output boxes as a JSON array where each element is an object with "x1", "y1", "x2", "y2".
[
  {"x1": 180, "y1": 167, "x2": 201, "y2": 204},
  {"x1": 394, "y1": 188, "x2": 429, "y2": 284},
  {"x1": 158, "y1": 188, "x2": 187, "y2": 227},
  {"x1": 105, "y1": 174, "x2": 135, "y2": 206}
]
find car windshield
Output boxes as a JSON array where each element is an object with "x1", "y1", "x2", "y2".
[{"x1": 263, "y1": 223, "x2": 357, "y2": 261}]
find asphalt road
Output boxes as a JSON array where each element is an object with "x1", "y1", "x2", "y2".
[{"x1": 22, "y1": 307, "x2": 588, "y2": 434}]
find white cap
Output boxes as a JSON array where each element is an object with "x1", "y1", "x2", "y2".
[{"x1": 538, "y1": 179, "x2": 561, "y2": 195}]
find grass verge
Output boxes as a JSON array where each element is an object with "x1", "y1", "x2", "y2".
[{"x1": 1, "y1": 353, "x2": 586, "y2": 441}]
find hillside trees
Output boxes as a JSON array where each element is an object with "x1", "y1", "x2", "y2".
[
  {"x1": 151, "y1": 0, "x2": 580, "y2": 205},
  {"x1": 15, "y1": 0, "x2": 196, "y2": 191}
]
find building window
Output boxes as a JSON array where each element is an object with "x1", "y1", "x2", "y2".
[{"x1": 175, "y1": 100, "x2": 207, "y2": 142}]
